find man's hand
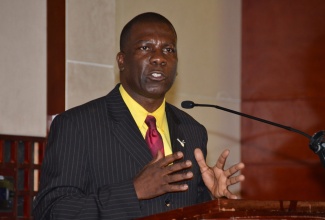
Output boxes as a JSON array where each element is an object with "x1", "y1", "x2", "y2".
[
  {"x1": 133, "y1": 151, "x2": 193, "y2": 200},
  {"x1": 194, "y1": 148, "x2": 245, "y2": 199}
]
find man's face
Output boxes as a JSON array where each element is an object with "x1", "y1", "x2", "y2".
[{"x1": 117, "y1": 21, "x2": 178, "y2": 103}]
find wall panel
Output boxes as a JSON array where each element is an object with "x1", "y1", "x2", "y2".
[
  {"x1": 241, "y1": 0, "x2": 325, "y2": 200},
  {"x1": 0, "y1": 0, "x2": 47, "y2": 137}
]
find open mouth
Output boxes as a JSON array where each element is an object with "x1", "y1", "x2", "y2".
[
  {"x1": 148, "y1": 71, "x2": 165, "y2": 81},
  {"x1": 152, "y1": 72, "x2": 162, "y2": 78}
]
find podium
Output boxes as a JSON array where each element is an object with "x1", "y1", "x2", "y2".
[{"x1": 137, "y1": 199, "x2": 325, "y2": 219}]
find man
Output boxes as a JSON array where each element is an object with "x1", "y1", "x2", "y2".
[{"x1": 33, "y1": 12, "x2": 245, "y2": 219}]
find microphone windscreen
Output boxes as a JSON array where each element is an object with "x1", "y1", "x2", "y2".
[{"x1": 181, "y1": 101, "x2": 195, "y2": 109}]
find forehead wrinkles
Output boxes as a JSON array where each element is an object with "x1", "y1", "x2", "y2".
[
  {"x1": 135, "y1": 38, "x2": 176, "y2": 47},
  {"x1": 127, "y1": 22, "x2": 177, "y2": 46}
]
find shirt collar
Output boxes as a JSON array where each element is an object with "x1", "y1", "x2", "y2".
[{"x1": 119, "y1": 85, "x2": 166, "y2": 130}]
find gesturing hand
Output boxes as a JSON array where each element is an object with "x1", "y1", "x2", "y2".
[
  {"x1": 133, "y1": 151, "x2": 193, "y2": 200},
  {"x1": 194, "y1": 148, "x2": 245, "y2": 199}
]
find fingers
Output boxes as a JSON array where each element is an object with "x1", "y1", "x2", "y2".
[
  {"x1": 160, "y1": 167, "x2": 193, "y2": 193},
  {"x1": 223, "y1": 162, "x2": 245, "y2": 177},
  {"x1": 164, "y1": 169, "x2": 193, "y2": 184},
  {"x1": 224, "y1": 191, "x2": 238, "y2": 200},
  {"x1": 134, "y1": 151, "x2": 194, "y2": 199},
  {"x1": 194, "y1": 148, "x2": 209, "y2": 173},
  {"x1": 224, "y1": 163, "x2": 245, "y2": 187},
  {"x1": 156, "y1": 152, "x2": 193, "y2": 175},
  {"x1": 166, "y1": 159, "x2": 192, "y2": 173},
  {"x1": 215, "y1": 149, "x2": 230, "y2": 170},
  {"x1": 150, "y1": 150, "x2": 164, "y2": 163},
  {"x1": 157, "y1": 151, "x2": 184, "y2": 167},
  {"x1": 168, "y1": 183, "x2": 189, "y2": 192},
  {"x1": 153, "y1": 151, "x2": 195, "y2": 177}
]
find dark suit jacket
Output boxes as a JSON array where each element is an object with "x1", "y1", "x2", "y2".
[{"x1": 33, "y1": 84, "x2": 211, "y2": 220}]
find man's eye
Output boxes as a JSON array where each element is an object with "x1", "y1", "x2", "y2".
[
  {"x1": 140, "y1": 46, "x2": 150, "y2": 51},
  {"x1": 163, "y1": 48, "x2": 175, "y2": 53}
]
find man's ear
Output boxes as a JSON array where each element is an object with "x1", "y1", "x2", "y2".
[{"x1": 116, "y1": 52, "x2": 125, "y2": 71}]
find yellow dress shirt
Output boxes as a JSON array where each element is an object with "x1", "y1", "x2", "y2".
[{"x1": 119, "y1": 85, "x2": 172, "y2": 156}]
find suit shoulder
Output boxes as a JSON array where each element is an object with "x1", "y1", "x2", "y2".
[{"x1": 55, "y1": 95, "x2": 108, "y2": 121}]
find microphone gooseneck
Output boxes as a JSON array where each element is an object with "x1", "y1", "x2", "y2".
[{"x1": 181, "y1": 100, "x2": 325, "y2": 167}]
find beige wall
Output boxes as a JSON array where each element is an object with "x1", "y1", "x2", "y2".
[
  {"x1": 0, "y1": 0, "x2": 47, "y2": 137},
  {"x1": 66, "y1": 0, "x2": 117, "y2": 109}
]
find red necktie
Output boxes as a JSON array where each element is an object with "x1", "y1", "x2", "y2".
[{"x1": 145, "y1": 115, "x2": 164, "y2": 157}]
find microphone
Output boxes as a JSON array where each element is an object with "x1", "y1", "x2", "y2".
[{"x1": 181, "y1": 100, "x2": 325, "y2": 167}]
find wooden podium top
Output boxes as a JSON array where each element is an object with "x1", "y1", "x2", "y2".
[{"x1": 137, "y1": 199, "x2": 325, "y2": 219}]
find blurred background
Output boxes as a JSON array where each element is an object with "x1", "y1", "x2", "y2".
[{"x1": 1, "y1": 0, "x2": 325, "y2": 219}]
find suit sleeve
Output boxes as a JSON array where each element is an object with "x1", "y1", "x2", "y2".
[{"x1": 32, "y1": 114, "x2": 142, "y2": 220}]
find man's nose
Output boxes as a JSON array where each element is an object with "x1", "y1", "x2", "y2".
[{"x1": 150, "y1": 50, "x2": 167, "y2": 66}]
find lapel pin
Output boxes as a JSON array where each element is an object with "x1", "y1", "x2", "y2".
[{"x1": 177, "y1": 138, "x2": 186, "y2": 147}]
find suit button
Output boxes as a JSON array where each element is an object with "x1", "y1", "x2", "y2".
[{"x1": 165, "y1": 199, "x2": 171, "y2": 207}]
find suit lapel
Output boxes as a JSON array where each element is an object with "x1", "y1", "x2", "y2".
[
  {"x1": 103, "y1": 86, "x2": 187, "y2": 167},
  {"x1": 104, "y1": 85, "x2": 152, "y2": 167},
  {"x1": 166, "y1": 104, "x2": 186, "y2": 156}
]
